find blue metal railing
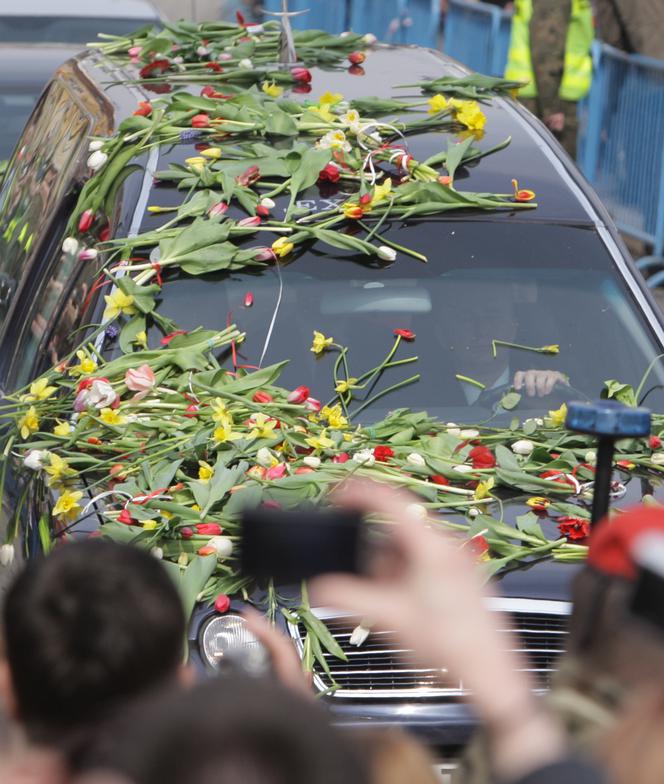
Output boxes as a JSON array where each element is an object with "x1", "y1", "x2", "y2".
[
  {"x1": 444, "y1": 0, "x2": 512, "y2": 76},
  {"x1": 349, "y1": 0, "x2": 441, "y2": 49}
]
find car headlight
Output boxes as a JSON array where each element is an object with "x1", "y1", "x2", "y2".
[{"x1": 200, "y1": 613, "x2": 269, "y2": 675}]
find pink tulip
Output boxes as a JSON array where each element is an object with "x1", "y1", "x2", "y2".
[
  {"x1": 125, "y1": 364, "x2": 156, "y2": 400},
  {"x1": 238, "y1": 216, "x2": 261, "y2": 228},
  {"x1": 208, "y1": 201, "x2": 228, "y2": 217},
  {"x1": 254, "y1": 247, "x2": 277, "y2": 262},
  {"x1": 266, "y1": 463, "x2": 288, "y2": 480},
  {"x1": 304, "y1": 397, "x2": 321, "y2": 412},
  {"x1": 287, "y1": 385, "x2": 310, "y2": 404}
]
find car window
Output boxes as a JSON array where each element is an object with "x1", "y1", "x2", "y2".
[
  {"x1": 144, "y1": 216, "x2": 664, "y2": 423},
  {"x1": 0, "y1": 17, "x2": 156, "y2": 45},
  {"x1": 0, "y1": 90, "x2": 42, "y2": 160},
  {"x1": 0, "y1": 80, "x2": 92, "y2": 383}
]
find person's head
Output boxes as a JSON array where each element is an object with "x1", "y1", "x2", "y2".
[
  {"x1": 565, "y1": 505, "x2": 664, "y2": 690},
  {"x1": 0, "y1": 538, "x2": 186, "y2": 747},
  {"x1": 353, "y1": 728, "x2": 439, "y2": 784},
  {"x1": 99, "y1": 677, "x2": 368, "y2": 784}
]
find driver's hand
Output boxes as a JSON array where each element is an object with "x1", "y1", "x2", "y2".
[{"x1": 513, "y1": 370, "x2": 568, "y2": 397}]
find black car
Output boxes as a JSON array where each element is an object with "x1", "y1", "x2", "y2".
[{"x1": 1, "y1": 35, "x2": 664, "y2": 754}]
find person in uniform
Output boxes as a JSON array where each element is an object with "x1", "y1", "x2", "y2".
[
  {"x1": 504, "y1": 0, "x2": 594, "y2": 157},
  {"x1": 594, "y1": 0, "x2": 664, "y2": 60}
]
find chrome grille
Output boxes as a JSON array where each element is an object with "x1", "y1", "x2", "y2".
[{"x1": 289, "y1": 598, "x2": 570, "y2": 699}]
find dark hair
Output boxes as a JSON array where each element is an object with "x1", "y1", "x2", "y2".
[
  {"x1": 107, "y1": 677, "x2": 368, "y2": 784},
  {"x1": 2, "y1": 538, "x2": 185, "y2": 743}
]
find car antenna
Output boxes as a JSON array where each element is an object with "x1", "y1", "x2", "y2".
[{"x1": 262, "y1": 0, "x2": 307, "y2": 65}]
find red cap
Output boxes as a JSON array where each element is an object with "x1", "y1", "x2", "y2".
[{"x1": 587, "y1": 505, "x2": 664, "y2": 580}]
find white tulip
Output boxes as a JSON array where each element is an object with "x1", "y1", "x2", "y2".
[
  {"x1": 151, "y1": 546, "x2": 164, "y2": 560},
  {"x1": 468, "y1": 507, "x2": 480, "y2": 519},
  {"x1": 24, "y1": 449, "x2": 48, "y2": 471},
  {"x1": 196, "y1": 46, "x2": 209, "y2": 57},
  {"x1": 238, "y1": 58, "x2": 254, "y2": 69},
  {"x1": 511, "y1": 439, "x2": 534, "y2": 456},
  {"x1": 377, "y1": 246, "x2": 397, "y2": 261},
  {"x1": 349, "y1": 624, "x2": 371, "y2": 647},
  {"x1": 256, "y1": 447, "x2": 275, "y2": 467},
  {"x1": 446, "y1": 423, "x2": 461, "y2": 437},
  {"x1": 651, "y1": 452, "x2": 664, "y2": 465},
  {"x1": 208, "y1": 536, "x2": 234, "y2": 559},
  {"x1": 260, "y1": 197, "x2": 276, "y2": 209},
  {"x1": 406, "y1": 502, "x2": 427, "y2": 519},
  {"x1": 460, "y1": 429, "x2": 480, "y2": 439},
  {"x1": 303, "y1": 455, "x2": 321, "y2": 469},
  {"x1": 453, "y1": 464, "x2": 474, "y2": 473},
  {"x1": 585, "y1": 450, "x2": 597, "y2": 465},
  {"x1": 406, "y1": 452, "x2": 426, "y2": 467},
  {"x1": 352, "y1": 448, "x2": 375, "y2": 466},
  {"x1": 0, "y1": 544, "x2": 15, "y2": 567},
  {"x1": 62, "y1": 237, "x2": 79, "y2": 255},
  {"x1": 87, "y1": 150, "x2": 108, "y2": 171},
  {"x1": 88, "y1": 140, "x2": 104, "y2": 152},
  {"x1": 363, "y1": 33, "x2": 377, "y2": 45},
  {"x1": 246, "y1": 24, "x2": 264, "y2": 34}
]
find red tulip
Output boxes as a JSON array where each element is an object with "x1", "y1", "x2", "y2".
[
  {"x1": 348, "y1": 51, "x2": 366, "y2": 65},
  {"x1": 650, "y1": 435, "x2": 662, "y2": 449},
  {"x1": 208, "y1": 201, "x2": 228, "y2": 218},
  {"x1": 557, "y1": 517, "x2": 590, "y2": 541},
  {"x1": 469, "y1": 446, "x2": 496, "y2": 469},
  {"x1": 117, "y1": 509, "x2": 135, "y2": 525},
  {"x1": 305, "y1": 397, "x2": 321, "y2": 412},
  {"x1": 287, "y1": 385, "x2": 310, "y2": 404},
  {"x1": 295, "y1": 466, "x2": 314, "y2": 474},
  {"x1": 160, "y1": 330, "x2": 187, "y2": 346},
  {"x1": 133, "y1": 100, "x2": 153, "y2": 117},
  {"x1": 467, "y1": 534, "x2": 489, "y2": 557},
  {"x1": 332, "y1": 452, "x2": 350, "y2": 463},
  {"x1": 244, "y1": 291, "x2": 254, "y2": 307},
  {"x1": 139, "y1": 59, "x2": 170, "y2": 78},
  {"x1": 256, "y1": 205, "x2": 270, "y2": 217},
  {"x1": 393, "y1": 328, "x2": 415, "y2": 341},
  {"x1": 253, "y1": 390, "x2": 273, "y2": 404},
  {"x1": 318, "y1": 163, "x2": 341, "y2": 183},
  {"x1": 180, "y1": 526, "x2": 194, "y2": 539},
  {"x1": 195, "y1": 523, "x2": 222, "y2": 536},
  {"x1": 184, "y1": 404, "x2": 199, "y2": 418},
  {"x1": 205, "y1": 62, "x2": 223, "y2": 73},
  {"x1": 431, "y1": 474, "x2": 450, "y2": 486},
  {"x1": 78, "y1": 209, "x2": 95, "y2": 233},
  {"x1": 214, "y1": 593, "x2": 231, "y2": 613},
  {"x1": 236, "y1": 165, "x2": 260, "y2": 186},
  {"x1": 291, "y1": 67, "x2": 312, "y2": 83},
  {"x1": 98, "y1": 224, "x2": 111, "y2": 242},
  {"x1": 191, "y1": 114, "x2": 211, "y2": 128},
  {"x1": 373, "y1": 446, "x2": 394, "y2": 462}
]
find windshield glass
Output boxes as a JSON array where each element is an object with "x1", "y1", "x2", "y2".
[
  {"x1": 0, "y1": 17, "x2": 154, "y2": 44},
  {"x1": 0, "y1": 90, "x2": 41, "y2": 159},
  {"x1": 148, "y1": 219, "x2": 664, "y2": 424}
]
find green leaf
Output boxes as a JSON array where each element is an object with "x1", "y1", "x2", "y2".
[
  {"x1": 495, "y1": 468, "x2": 572, "y2": 494},
  {"x1": 500, "y1": 391, "x2": 522, "y2": 410},
  {"x1": 264, "y1": 106, "x2": 298, "y2": 136},
  {"x1": 116, "y1": 277, "x2": 160, "y2": 314},
  {"x1": 299, "y1": 609, "x2": 347, "y2": 661},
  {"x1": 495, "y1": 444, "x2": 520, "y2": 471},
  {"x1": 285, "y1": 145, "x2": 332, "y2": 220},
  {"x1": 515, "y1": 512, "x2": 547, "y2": 542},
  {"x1": 119, "y1": 314, "x2": 147, "y2": 353},
  {"x1": 308, "y1": 228, "x2": 375, "y2": 255},
  {"x1": 163, "y1": 554, "x2": 217, "y2": 621},
  {"x1": 603, "y1": 380, "x2": 637, "y2": 407},
  {"x1": 444, "y1": 136, "x2": 475, "y2": 180}
]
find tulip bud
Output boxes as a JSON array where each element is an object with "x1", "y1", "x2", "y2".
[
  {"x1": 287, "y1": 385, "x2": 310, "y2": 404},
  {"x1": 197, "y1": 46, "x2": 210, "y2": 56},
  {"x1": 305, "y1": 397, "x2": 321, "y2": 412},
  {"x1": 151, "y1": 546, "x2": 164, "y2": 560},
  {"x1": 256, "y1": 447, "x2": 275, "y2": 467},
  {"x1": 291, "y1": 67, "x2": 312, "y2": 83},
  {"x1": 195, "y1": 523, "x2": 222, "y2": 536},
  {"x1": 406, "y1": 452, "x2": 426, "y2": 467},
  {"x1": 88, "y1": 140, "x2": 104, "y2": 152},
  {"x1": 460, "y1": 429, "x2": 480, "y2": 439},
  {"x1": 348, "y1": 51, "x2": 366, "y2": 65},
  {"x1": 214, "y1": 593, "x2": 231, "y2": 613},
  {"x1": 87, "y1": 150, "x2": 108, "y2": 172},
  {"x1": 332, "y1": 452, "x2": 350, "y2": 463},
  {"x1": 184, "y1": 404, "x2": 199, "y2": 418},
  {"x1": 208, "y1": 201, "x2": 228, "y2": 218},
  {"x1": 78, "y1": 209, "x2": 95, "y2": 233},
  {"x1": 259, "y1": 196, "x2": 276, "y2": 209},
  {"x1": 78, "y1": 248, "x2": 98, "y2": 262},
  {"x1": 208, "y1": 536, "x2": 233, "y2": 558},
  {"x1": 406, "y1": 503, "x2": 427, "y2": 519},
  {"x1": 238, "y1": 58, "x2": 253, "y2": 69},
  {"x1": 377, "y1": 245, "x2": 397, "y2": 261},
  {"x1": 446, "y1": 422, "x2": 461, "y2": 437},
  {"x1": 252, "y1": 390, "x2": 273, "y2": 404},
  {"x1": 511, "y1": 439, "x2": 534, "y2": 456},
  {"x1": 0, "y1": 544, "x2": 15, "y2": 567},
  {"x1": 62, "y1": 237, "x2": 79, "y2": 255},
  {"x1": 349, "y1": 623, "x2": 370, "y2": 646},
  {"x1": 180, "y1": 526, "x2": 194, "y2": 539},
  {"x1": 363, "y1": 33, "x2": 377, "y2": 45},
  {"x1": 254, "y1": 247, "x2": 277, "y2": 262},
  {"x1": 244, "y1": 291, "x2": 254, "y2": 307},
  {"x1": 468, "y1": 507, "x2": 480, "y2": 518},
  {"x1": 191, "y1": 114, "x2": 211, "y2": 128},
  {"x1": 24, "y1": 450, "x2": 48, "y2": 470},
  {"x1": 303, "y1": 455, "x2": 321, "y2": 469},
  {"x1": 238, "y1": 216, "x2": 261, "y2": 228}
]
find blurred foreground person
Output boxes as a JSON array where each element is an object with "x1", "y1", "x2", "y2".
[
  {"x1": 505, "y1": 0, "x2": 594, "y2": 157},
  {"x1": 0, "y1": 540, "x2": 187, "y2": 768},
  {"x1": 96, "y1": 676, "x2": 367, "y2": 784},
  {"x1": 594, "y1": 0, "x2": 664, "y2": 60},
  {"x1": 311, "y1": 481, "x2": 607, "y2": 784}
]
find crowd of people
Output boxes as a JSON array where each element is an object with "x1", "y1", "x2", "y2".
[{"x1": 1, "y1": 479, "x2": 664, "y2": 784}]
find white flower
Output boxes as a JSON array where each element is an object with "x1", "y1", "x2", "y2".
[
  {"x1": 363, "y1": 33, "x2": 377, "y2": 45},
  {"x1": 340, "y1": 31, "x2": 351, "y2": 38},
  {"x1": 511, "y1": 439, "x2": 534, "y2": 456},
  {"x1": 453, "y1": 464, "x2": 474, "y2": 473},
  {"x1": 88, "y1": 140, "x2": 104, "y2": 152},
  {"x1": 349, "y1": 623, "x2": 371, "y2": 647},
  {"x1": 524, "y1": 417, "x2": 544, "y2": 429},
  {"x1": 652, "y1": 452, "x2": 664, "y2": 465},
  {"x1": 246, "y1": 24, "x2": 264, "y2": 34},
  {"x1": 151, "y1": 546, "x2": 164, "y2": 560},
  {"x1": 24, "y1": 449, "x2": 48, "y2": 470},
  {"x1": 446, "y1": 423, "x2": 461, "y2": 437},
  {"x1": 259, "y1": 197, "x2": 276, "y2": 209},
  {"x1": 468, "y1": 507, "x2": 480, "y2": 519},
  {"x1": 87, "y1": 150, "x2": 108, "y2": 172},
  {"x1": 62, "y1": 237, "x2": 79, "y2": 255},
  {"x1": 377, "y1": 246, "x2": 397, "y2": 261},
  {"x1": 340, "y1": 109, "x2": 362, "y2": 133},
  {"x1": 352, "y1": 448, "x2": 375, "y2": 466},
  {"x1": 406, "y1": 452, "x2": 426, "y2": 467},
  {"x1": 316, "y1": 130, "x2": 351, "y2": 153},
  {"x1": 256, "y1": 447, "x2": 275, "y2": 468},
  {"x1": 406, "y1": 502, "x2": 427, "y2": 518},
  {"x1": 196, "y1": 46, "x2": 209, "y2": 57},
  {"x1": 303, "y1": 455, "x2": 321, "y2": 469},
  {"x1": 585, "y1": 450, "x2": 597, "y2": 465},
  {"x1": 78, "y1": 248, "x2": 98, "y2": 262},
  {"x1": 460, "y1": 429, "x2": 479, "y2": 439},
  {"x1": 0, "y1": 544, "x2": 14, "y2": 566},
  {"x1": 208, "y1": 536, "x2": 234, "y2": 559},
  {"x1": 238, "y1": 58, "x2": 254, "y2": 69},
  {"x1": 74, "y1": 379, "x2": 118, "y2": 411}
]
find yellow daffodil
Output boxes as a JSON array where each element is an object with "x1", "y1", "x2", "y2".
[
  {"x1": 200, "y1": 147, "x2": 222, "y2": 159},
  {"x1": 427, "y1": 94, "x2": 449, "y2": 115},
  {"x1": 452, "y1": 100, "x2": 487, "y2": 132},
  {"x1": 99, "y1": 408, "x2": 127, "y2": 426},
  {"x1": 22, "y1": 377, "x2": 56, "y2": 402},
  {"x1": 370, "y1": 178, "x2": 392, "y2": 207},
  {"x1": 53, "y1": 419, "x2": 73, "y2": 437},
  {"x1": 335, "y1": 377, "x2": 358, "y2": 394},
  {"x1": 248, "y1": 413, "x2": 278, "y2": 440},
  {"x1": 321, "y1": 404, "x2": 348, "y2": 430},
  {"x1": 53, "y1": 489, "x2": 83, "y2": 521},
  {"x1": 271, "y1": 237, "x2": 294, "y2": 258},
  {"x1": 18, "y1": 407, "x2": 39, "y2": 439},
  {"x1": 44, "y1": 454, "x2": 75, "y2": 486},
  {"x1": 191, "y1": 504, "x2": 201, "y2": 512},
  {"x1": 318, "y1": 91, "x2": 343, "y2": 106},
  {"x1": 309, "y1": 104, "x2": 336, "y2": 123},
  {"x1": 261, "y1": 80, "x2": 283, "y2": 98},
  {"x1": 213, "y1": 422, "x2": 242, "y2": 443},
  {"x1": 103, "y1": 290, "x2": 137, "y2": 321},
  {"x1": 185, "y1": 156, "x2": 207, "y2": 172},
  {"x1": 305, "y1": 430, "x2": 335, "y2": 450},
  {"x1": 311, "y1": 330, "x2": 334, "y2": 354},
  {"x1": 198, "y1": 461, "x2": 214, "y2": 482},
  {"x1": 474, "y1": 477, "x2": 495, "y2": 501},
  {"x1": 540, "y1": 345, "x2": 560, "y2": 354},
  {"x1": 142, "y1": 520, "x2": 158, "y2": 530},
  {"x1": 69, "y1": 349, "x2": 97, "y2": 377},
  {"x1": 548, "y1": 403, "x2": 568, "y2": 428},
  {"x1": 133, "y1": 330, "x2": 148, "y2": 349},
  {"x1": 211, "y1": 398, "x2": 230, "y2": 422}
]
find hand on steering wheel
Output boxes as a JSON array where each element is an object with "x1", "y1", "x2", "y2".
[{"x1": 514, "y1": 370, "x2": 568, "y2": 398}]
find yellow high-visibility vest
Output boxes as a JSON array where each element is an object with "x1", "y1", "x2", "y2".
[{"x1": 505, "y1": 0, "x2": 594, "y2": 101}]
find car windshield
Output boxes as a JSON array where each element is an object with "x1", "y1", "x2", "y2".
[
  {"x1": 0, "y1": 90, "x2": 41, "y2": 159},
  {"x1": 147, "y1": 219, "x2": 664, "y2": 424},
  {"x1": 0, "y1": 17, "x2": 154, "y2": 44}
]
